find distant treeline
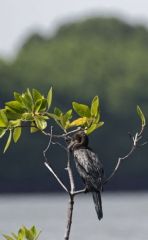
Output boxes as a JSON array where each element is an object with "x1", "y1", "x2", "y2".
[{"x1": 0, "y1": 17, "x2": 147, "y2": 192}]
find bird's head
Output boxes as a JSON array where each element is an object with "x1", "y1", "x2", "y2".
[{"x1": 68, "y1": 130, "x2": 89, "y2": 151}]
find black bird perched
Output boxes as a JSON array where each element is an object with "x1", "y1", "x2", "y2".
[{"x1": 68, "y1": 130, "x2": 104, "y2": 220}]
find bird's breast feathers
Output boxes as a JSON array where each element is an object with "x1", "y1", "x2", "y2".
[{"x1": 73, "y1": 148, "x2": 103, "y2": 177}]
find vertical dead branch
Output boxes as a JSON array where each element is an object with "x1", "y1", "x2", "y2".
[
  {"x1": 66, "y1": 149, "x2": 75, "y2": 193},
  {"x1": 43, "y1": 128, "x2": 78, "y2": 240},
  {"x1": 63, "y1": 143, "x2": 75, "y2": 239},
  {"x1": 64, "y1": 195, "x2": 74, "y2": 240}
]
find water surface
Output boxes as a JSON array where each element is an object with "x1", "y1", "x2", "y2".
[{"x1": 0, "y1": 193, "x2": 148, "y2": 240}]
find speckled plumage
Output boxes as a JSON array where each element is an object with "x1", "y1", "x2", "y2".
[
  {"x1": 74, "y1": 148, "x2": 103, "y2": 191},
  {"x1": 69, "y1": 131, "x2": 104, "y2": 220}
]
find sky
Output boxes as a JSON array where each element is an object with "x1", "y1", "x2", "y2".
[{"x1": 1, "y1": 0, "x2": 148, "y2": 58}]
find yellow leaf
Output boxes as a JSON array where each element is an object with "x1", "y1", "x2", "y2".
[{"x1": 69, "y1": 117, "x2": 87, "y2": 127}]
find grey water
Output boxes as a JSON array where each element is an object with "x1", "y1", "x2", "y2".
[{"x1": 0, "y1": 193, "x2": 148, "y2": 240}]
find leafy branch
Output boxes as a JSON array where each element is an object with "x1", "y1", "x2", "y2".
[
  {"x1": 0, "y1": 87, "x2": 147, "y2": 240},
  {"x1": 104, "y1": 105, "x2": 146, "y2": 184},
  {"x1": 0, "y1": 87, "x2": 104, "y2": 153}
]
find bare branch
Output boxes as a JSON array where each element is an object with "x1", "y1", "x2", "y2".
[
  {"x1": 43, "y1": 126, "x2": 69, "y2": 193},
  {"x1": 104, "y1": 145, "x2": 136, "y2": 184},
  {"x1": 104, "y1": 123, "x2": 147, "y2": 185},
  {"x1": 51, "y1": 140, "x2": 68, "y2": 151},
  {"x1": 64, "y1": 142, "x2": 76, "y2": 239},
  {"x1": 43, "y1": 126, "x2": 53, "y2": 161},
  {"x1": 73, "y1": 188, "x2": 87, "y2": 196},
  {"x1": 44, "y1": 162, "x2": 68, "y2": 193},
  {"x1": 138, "y1": 141, "x2": 148, "y2": 147},
  {"x1": 42, "y1": 127, "x2": 81, "y2": 139},
  {"x1": 65, "y1": 150, "x2": 75, "y2": 194},
  {"x1": 64, "y1": 195, "x2": 74, "y2": 240}
]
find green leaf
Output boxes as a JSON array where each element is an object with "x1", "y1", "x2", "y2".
[
  {"x1": 91, "y1": 96, "x2": 99, "y2": 117},
  {"x1": 85, "y1": 121, "x2": 104, "y2": 135},
  {"x1": 27, "y1": 88, "x2": 33, "y2": 102},
  {"x1": 0, "y1": 128, "x2": 6, "y2": 138},
  {"x1": 93, "y1": 112, "x2": 100, "y2": 124},
  {"x1": 34, "y1": 99, "x2": 43, "y2": 112},
  {"x1": 24, "y1": 227, "x2": 34, "y2": 240},
  {"x1": 137, "y1": 105, "x2": 146, "y2": 126},
  {"x1": 22, "y1": 113, "x2": 33, "y2": 121},
  {"x1": 6, "y1": 101, "x2": 26, "y2": 114},
  {"x1": 46, "y1": 112, "x2": 60, "y2": 120},
  {"x1": 18, "y1": 227, "x2": 25, "y2": 240},
  {"x1": 2, "y1": 234, "x2": 14, "y2": 240},
  {"x1": 39, "y1": 99, "x2": 47, "y2": 111},
  {"x1": 4, "y1": 130, "x2": 12, "y2": 153},
  {"x1": 13, "y1": 127, "x2": 22, "y2": 143},
  {"x1": 96, "y1": 121, "x2": 104, "y2": 128},
  {"x1": 9, "y1": 119, "x2": 21, "y2": 127},
  {"x1": 5, "y1": 106, "x2": 22, "y2": 120},
  {"x1": 0, "y1": 110, "x2": 8, "y2": 127},
  {"x1": 58, "y1": 115, "x2": 66, "y2": 129},
  {"x1": 85, "y1": 123, "x2": 98, "y2": 135},
  {"x1": 72, "y1": 102, "x2": 90, "y2": 117},
  {"x1": 32, "y1": 89, "x2": 43, "y2": 103},
  {"x1": 56, "y1": 109, "x2": 72, "y2": 129},
  {"x1": 21, "y1": 90, "x2": 33, "y2": 111},
  {"x1": 30, "y1": 226, "x2": 37, "y2": 237},
  {"x1": 2, "y1": 226, "x2": 40, "y2": 240},
  {"x1": 47, "y1": 87, "x2": 52, "y2": 109},
  {"x1": 11, "y1": 233, "x2": 18, "y2": 240},
  {"x1": 54, "y1": 107, "x2": 62, "y2": 117},
  {"x1": 64, "y1": 109, "x2": 73, "y2": 120},
  {"x1": 30, "y1": 122, "x2": 39, "y2": 133},
  {"x1": 13, "y1": 92, "x2": 23, "y2": 104},
  {"x1": 35, "y1": 117, "x2": 47, "y2": 130}
]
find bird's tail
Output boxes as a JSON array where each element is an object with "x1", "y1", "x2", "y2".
[{"x1": 92, "y1": 191, "x2": 103, "y2": 220}]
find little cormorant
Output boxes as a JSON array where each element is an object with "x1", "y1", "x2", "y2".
[{"x1": 68, "y1": 130, "x2": 104, "y2": 220}]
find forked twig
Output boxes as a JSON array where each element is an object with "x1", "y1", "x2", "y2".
[
  {"x1": 43, "y1": 126, "x2": 68, "y2": 192},
  {"x1": 104, "y1": 124, "x2": 147, "y2": 184},
  {"x1": 42, "y1": 127, "x2": 81, "y2": 139}
]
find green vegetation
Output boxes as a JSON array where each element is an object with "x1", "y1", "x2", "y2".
[
  {"x1": 0, "y1": 17, "x2": 147, "y2": 191},
  {"x1": 2, "y1": 226, "x2": 41, "y2": 240},
  {"x1": 0, "y1": 87, "x2": 104, "y2": 152}
]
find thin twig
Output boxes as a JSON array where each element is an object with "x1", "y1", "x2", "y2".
[
  {"x1": 104, "y1": 124, "x2": 146, "y2": 185},
  {"x1": 42, "y1": 127, "x2": 81, "y2": 139},
  {"x1": 52, "y1": 140, "x2": 68, "y2": 151},
  {"x1": 44, "y1": 162, "x2": 68, "y2": 193},
  {"x1": 138, "y1": 141, "x2": 148, "y2": 147},
  {"x1": 43, "y1": 126, "x2": 53, "y2": 161},
  {"x1": 104, "y1": 145, "x2": 136, "y2": 184},
  {"x1": 73, "y1": 188, "x2": 87, "y2": 196},
  {"x1": 43, "y1": 126, "x2": 69, "y2": 193}
]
